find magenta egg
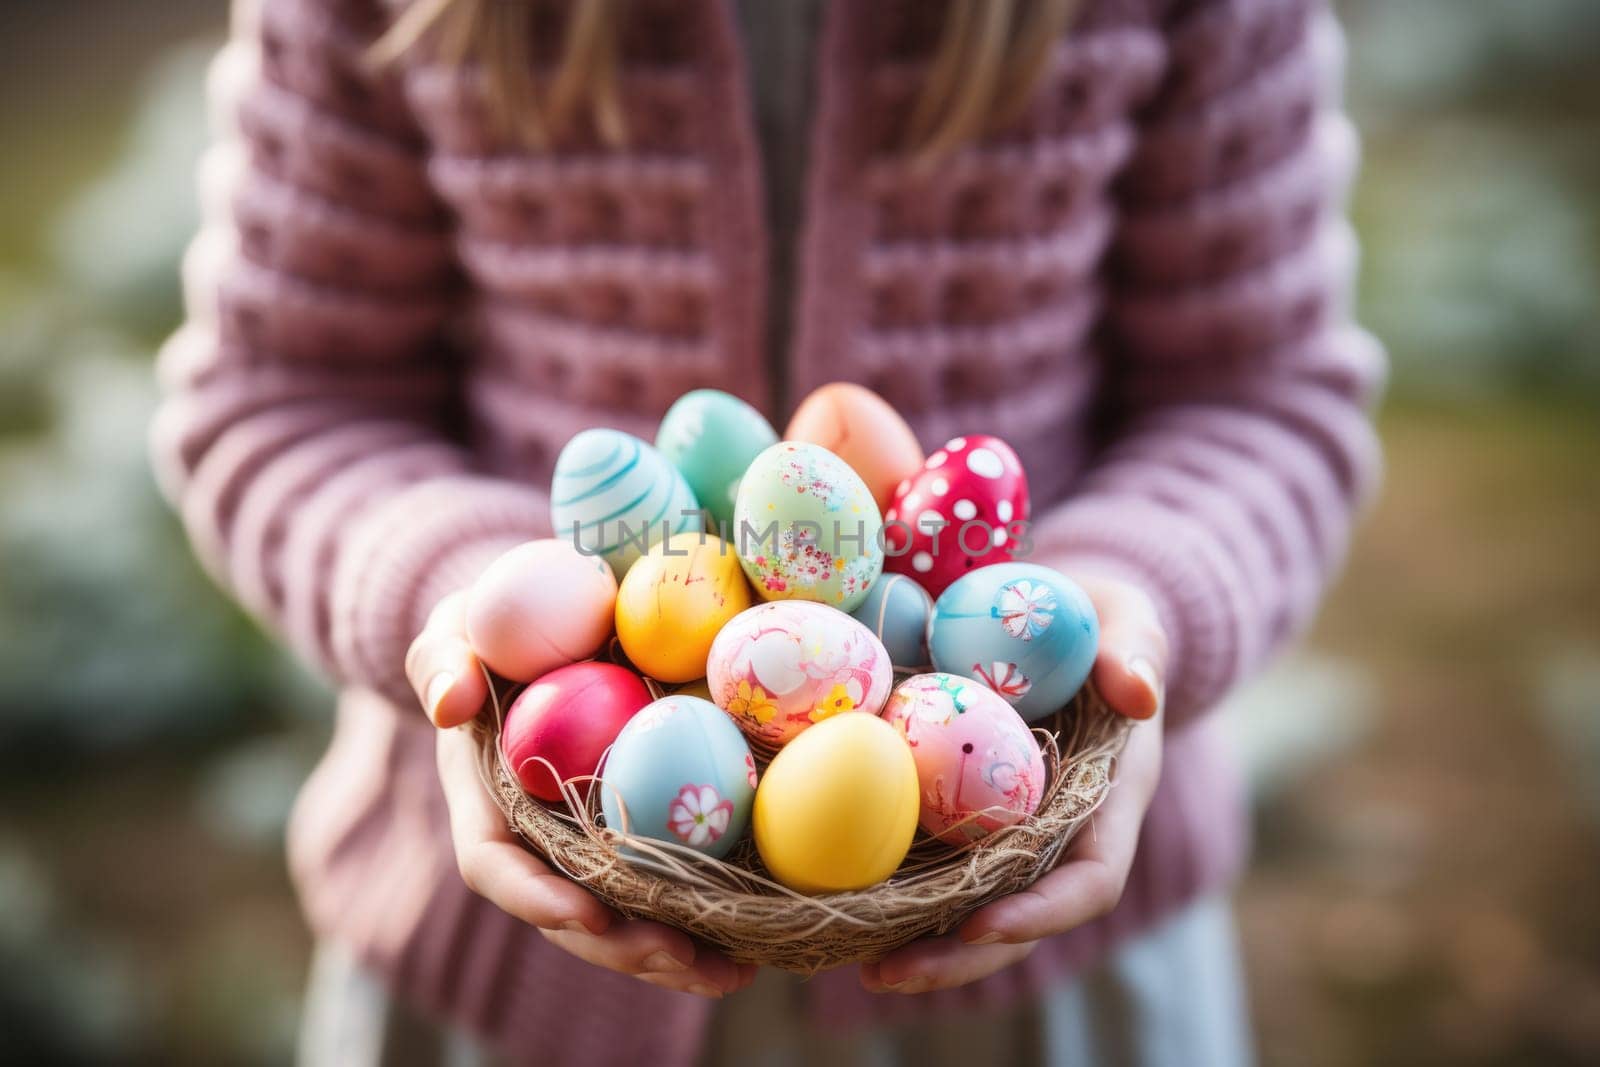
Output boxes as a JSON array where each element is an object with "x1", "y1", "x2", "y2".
[
  {"x1": 882, "y1": 435, "x2": 1029, "y2": 597},
  {"x1": 880, "y1": 672, "x2": 1046, "y2": 843},
  {"x1": 501, "y1": 662, "x2": 652, "y2": 803}
]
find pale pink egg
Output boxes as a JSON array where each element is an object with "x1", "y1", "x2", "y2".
[{"x1": 465, "y1": 539, "x2": 618, "y2": 682}]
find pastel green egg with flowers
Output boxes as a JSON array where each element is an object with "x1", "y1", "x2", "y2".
[{"x1": 732, "y1": 441, "x2": 884, "y2": 612}]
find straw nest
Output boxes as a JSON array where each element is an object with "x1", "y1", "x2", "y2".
[{"x1": 469, "y1": 679, "x2": 1128, "y2": 974}]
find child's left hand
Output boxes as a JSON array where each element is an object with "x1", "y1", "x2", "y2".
[{"x1": 860, "y1": 575, "x2": 1168, "y2": 994}]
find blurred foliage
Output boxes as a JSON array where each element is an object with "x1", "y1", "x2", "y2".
[
  {"x1": 1342, "y1": 0, "x2": 1600, "y2": 397},
  {"x1": 0, "y1": 294, "x2": 301, "y2": 754},
  {"x1": 0, "y1": 45, "x2": 319, "y2": 762}
]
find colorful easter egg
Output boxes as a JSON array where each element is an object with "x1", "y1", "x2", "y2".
[
  {"x1": 707, "y1": 601, "x2": 894, "y2": 746},
  {"x1": 501, "y1": 662, "x2": 652, "y2": 803},
  {"x1": 883, "y1": 435, "x2": 1029, "y2": 597},
  {"x1": 465, "y1": 539, "x2": 618, "y2": 682},
  {"x1": 848, "y1": 573, "x2": 934, "y2": 671},
  {"x1": 550, "y1": 429, "x2": 702, "y2": 579},
  {"x1": 731, "y1": 442, "x2": 883, "y2": 611},
  {"x1": 928, "y1": 563, "x2": 1099, "y2": 722},
  {"x1": 599, "y1": 695, "x2": 756, "y2": 859},
  {"x1": 614, "y1": 533, "x2": 751, "y2": 683},
  {"x1": 881, "y1": 673, "x2": 1046, "y2": 843},
  {"x1": 753, "y1": 713, "x2": 920, "y2": 893},
  {"x1": 656, "y1": 389, "x2": 778, "y2": 531},
  {"x1": 784, "y1": 382, "x2": 925, "y2": 513}
]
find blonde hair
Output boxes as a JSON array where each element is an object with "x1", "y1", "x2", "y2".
[{"x1": 373, "y1": 0, "x2": 1078, "y2": 163}]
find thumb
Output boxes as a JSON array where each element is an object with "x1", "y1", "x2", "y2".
[
  {"x1": 1093, "y1": 641, "x2": 1164, "y2": 721},
  {"x1": 405, "y1": 591, "x2": 491, "y2": 728},
  {"x1": 1078, "y1": 578, "x2": 1167, "y2": 720}
]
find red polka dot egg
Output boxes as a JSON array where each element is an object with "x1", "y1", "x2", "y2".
[{"x1": 882, "y1": 435, "x2": 1029, "y2": 597}]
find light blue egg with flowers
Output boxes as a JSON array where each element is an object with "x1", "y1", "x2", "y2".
[
  {"x1": 927, "y1": 562, "x2": 1099, "y2": 722},
  {"x1": 600, "y1": 695, "x2": 756, "y2": 859},
  {"x1": 550, "y1": 428, "x2": 702, "y2": 579},
  {"x1": 655, "y1": 389, "x2": 778, "y2": 532}
]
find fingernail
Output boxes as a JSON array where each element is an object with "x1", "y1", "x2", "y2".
[
  {"x1": 1127, "y1": 657, "x2": 1163, "y2": 714},
  {"x1": 963, "y1": 931, "x2": 1004, "y2": 946},
  {"x1": 687, "y1": 983, "x2": 723, "y2": 999},
  {"x1": 425, "y1": 672, "x2": 454, "y2": 720},
  {"x1": 887, "y1": 976, "x2": 930, "y2": 994},
  {"x1": 641, "y1": 950, "x2": 690, "y2": 974}
]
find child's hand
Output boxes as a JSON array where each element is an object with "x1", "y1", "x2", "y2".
[
  {"x1": 405, "y1": 582, "x2": 757, "y2": 999},
  {"x1": 860, "y1": 575, "x2": 1168, "y2": 994}
]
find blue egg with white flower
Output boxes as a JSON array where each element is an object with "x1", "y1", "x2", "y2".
[
  {"x1": 850, "y1": 573, "x2": 934, "y2": 670},
  {"x1": 600, "y1": 695, "x2": 756, "y2": 860},
  {"x1": 927, "y1": 563, "x2": 1099, "y2": 722}
]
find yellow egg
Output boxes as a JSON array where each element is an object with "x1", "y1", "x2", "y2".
[
  {"x1": 753, "y1": 713, "x2": 920, "y2": 894},
  {"x1": 615, "y1": 533, "x2": 752, "y2": 683},
  {"x1": 669, "y1": 678, "x2": 715, "y2": 701}
]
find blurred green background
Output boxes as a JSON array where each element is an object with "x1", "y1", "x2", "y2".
[{"x1": 1, "y1": 1, "x2": 1597, "y2": 1063}]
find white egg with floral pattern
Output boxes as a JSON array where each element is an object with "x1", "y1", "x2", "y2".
[
  {"x1": 599, "y1": 695, "x2": 756, "y2": 860},
  {"x1": 707, "y1": 600, "x2": 894, "y2": 747}
]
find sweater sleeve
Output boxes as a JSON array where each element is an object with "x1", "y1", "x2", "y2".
[
  {"x1": 1031, "y1": 0, "x2": 1385, "y2": 722},
  {"x1": 151, "y1": 0, "x2": 549, "y2": 707}
]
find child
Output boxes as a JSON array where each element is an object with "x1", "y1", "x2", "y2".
[{"x1": 155, "y1": 0, "x2": 1382, "y2": 1062}]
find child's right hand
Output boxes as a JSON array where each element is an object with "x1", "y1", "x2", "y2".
[{"x1": 405, "y1": 584, "x2": 756, "y2": 999}]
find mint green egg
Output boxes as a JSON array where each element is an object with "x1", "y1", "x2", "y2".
[
  {"x1": 550, "y1": 429, "x2": 702, "y2": 578},
  {"x1": 655, "y1": 389, "x2": 777, "y2": 532},
  {"x1": 732, "y1": 442, "x2": 884, "y2": 612}
]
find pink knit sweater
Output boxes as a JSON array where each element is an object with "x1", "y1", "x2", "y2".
[{"x1": 153, "y1": 0, "x2": 1382, "y2": 1061}]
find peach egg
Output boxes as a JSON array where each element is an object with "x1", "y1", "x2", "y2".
[{"x1": 784, "y1": 382, "x2": 925, "y2": 513}]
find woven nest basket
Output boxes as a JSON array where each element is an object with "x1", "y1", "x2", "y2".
[{"x1": 469, "y1": 673, "x2": 1128, "y2": 975}]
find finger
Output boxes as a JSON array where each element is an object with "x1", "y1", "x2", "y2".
[
  {"x1": 1091, "y1": 643, "x2": 1164, "y2": 720},
  {"x1": 958, "y1": 718, "x2": 1162, "y2": 944},
  {"x1": 1082, "y1": 581, "x2": 1168, "y2": 720},
  {"x1": 407, "y1": 591, "x2": 490, "y2": 727},
  {"x1": 862, "y1": 936, "x2": 1035, "y2": 994},
  {"x1": 437, "y1": 726, "x2": 614, "y2": 935},
  {"x1": 543, "y1": 925, "x2": 745, "y2": 997},
  {"x1": 409, "y1": 632, "x2": 489, "y2": 727}
]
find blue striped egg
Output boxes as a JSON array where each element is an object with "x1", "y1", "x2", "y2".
[
  {"x1": 928, "y1": 563, "x2": 1099, "y2": 722},
  {"x1": 550, "y1": 429, "x2": 703, "y2": 578}
]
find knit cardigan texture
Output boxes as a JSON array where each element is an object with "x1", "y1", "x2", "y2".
[{"x1": 152, "y1": 0, "x2": 1383, "y2": 1061}]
